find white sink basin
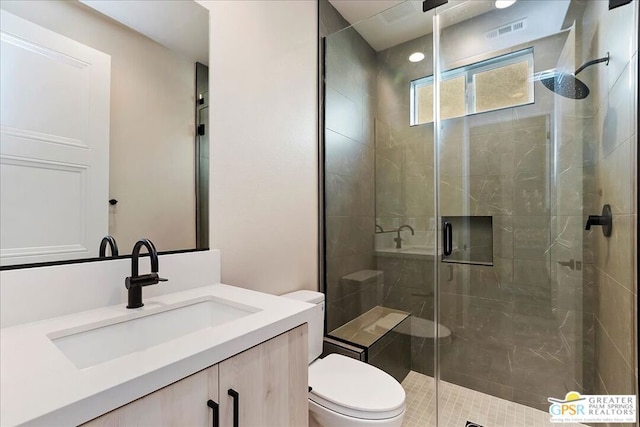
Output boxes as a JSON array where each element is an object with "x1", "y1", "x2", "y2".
[{"x1": 48, "y1": 297, "x2": 259, "y2": 369}]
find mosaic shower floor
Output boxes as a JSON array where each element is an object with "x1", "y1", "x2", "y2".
[{"x1": 401, "y1": 371, "x2": 587, "y2": 427}]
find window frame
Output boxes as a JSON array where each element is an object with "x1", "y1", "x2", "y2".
[{"x1": 410, "y1": 47, "x2": 535, "y2": 125}]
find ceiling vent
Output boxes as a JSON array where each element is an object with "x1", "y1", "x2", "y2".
[
  {"x1": 485, "y1": 18, "x2": 527, "y2": 39},
  {"x1": 379, "y1": 1, "x2": 421, "y2": 25}
]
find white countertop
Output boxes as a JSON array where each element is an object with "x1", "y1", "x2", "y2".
[{"x1": 0, "y1": 284, "x2": 314, "y2": 427}]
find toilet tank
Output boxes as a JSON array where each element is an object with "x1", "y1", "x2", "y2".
[{"x1": 281, "y1": 290, "x2": 324, "y2": 363}]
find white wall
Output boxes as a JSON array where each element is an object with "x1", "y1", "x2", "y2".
[
  {"x1": 0, "y1": 1, "x2": 319, "y2": 327},
  {"x1": 198, "y1": 0, "x2": 319, "y2": 295},
  {"x1": 0, "y1": 250, "x2": 221, "y2": 327}
]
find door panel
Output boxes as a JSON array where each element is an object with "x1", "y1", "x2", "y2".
[
  {"x1": 0, "y1": 10, "x2": 110, "y2": 265},
  {"x1": 433, "y1": 0, "x2": 598, "y2": 423},
  {"x1": 82, "y1": 364, "x2": 219, "y2": 426},
  {"x1": 432, "y1": 1, "x2": 640, "y2": 424},
  {"x1": 218, "y1": 325, "x2": 308, "y2": 427}
]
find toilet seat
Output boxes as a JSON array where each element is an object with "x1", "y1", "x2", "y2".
[{"x1": 309, "y1": 354, "x2": 405, "y2": 420}]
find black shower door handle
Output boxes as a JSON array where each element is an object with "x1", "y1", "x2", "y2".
[{"x1": 443, "y1": 221, "x2": 453, "y2": 256}]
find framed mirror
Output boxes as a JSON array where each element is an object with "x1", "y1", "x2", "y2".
[{"x1": 0, "y1": 0, "x2": 209, "y2": 268}]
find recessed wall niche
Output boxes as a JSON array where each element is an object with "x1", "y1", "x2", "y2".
[{"x1": 442, "y1": 216, "x2": 493, "y2": 266}]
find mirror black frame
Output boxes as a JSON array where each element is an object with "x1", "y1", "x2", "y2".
[{"x1": 0, "y1": 248, "x2": 209, "y2": 271}]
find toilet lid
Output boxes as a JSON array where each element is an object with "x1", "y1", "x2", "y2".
[{"x1": 309, "y1": 354, "x2": 405, "y2": 420}]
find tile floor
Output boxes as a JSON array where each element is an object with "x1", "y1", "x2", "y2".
[{"x1": 401, "y1": 371, "x2": 587, "y2": 427}]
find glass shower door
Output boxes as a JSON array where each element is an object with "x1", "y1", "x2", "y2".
[
  {"x1": 321, "y1": 0, "x2": 636, "y2": 425},
  {"x1": 431, "y1": 0, "x2": 637, "y2": 425},
  {"x1": 321, "y1": 2, "x2": 438, "y2": 425}
]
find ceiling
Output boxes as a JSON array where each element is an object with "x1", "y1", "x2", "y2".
[
  {"x1": 328, "y1": 0, "x2": 570, "y2": 52},
  {"x1": 328, "y1": 0, "x2": 497, "y2": 51},
  {"x1": 80, "y1": 0, "x2": 209, "y2": 65},
  {"x1": 328, "y1": 0, "x2": 406, "y2": 25}
]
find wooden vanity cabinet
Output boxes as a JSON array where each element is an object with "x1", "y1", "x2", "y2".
[
  {"x1": 82, "y1": 364, "x2": 218, "y2": 426},
  {"x1": 82, "y1": 324, "x2": 308, "y2": 427}
]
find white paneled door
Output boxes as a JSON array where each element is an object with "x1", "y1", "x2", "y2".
[{"x1": 0, "y1": 10, "x2": 110, "y2": 266}]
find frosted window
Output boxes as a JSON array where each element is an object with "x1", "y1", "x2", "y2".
[{"x1": 411, "y1": 48, "x2": 533, "y2": 125}]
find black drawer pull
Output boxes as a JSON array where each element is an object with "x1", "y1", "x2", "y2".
[
  {"x1": 207, "y1": 399, "x2": 219, "y2": 427},
  {"x1": 228, "y1": 389, "x2": 239, "y2": 427}
]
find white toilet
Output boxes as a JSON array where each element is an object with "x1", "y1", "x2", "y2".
[{"x1": 283, "y1": 291, "x2": 406, "y2": 427}]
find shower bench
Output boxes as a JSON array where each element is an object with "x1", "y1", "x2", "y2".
[{"x1": 326, "y1": 305, "x2": 411, "y2": 383}]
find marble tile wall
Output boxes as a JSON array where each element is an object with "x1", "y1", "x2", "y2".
[
  {"x1": 435, "y1": 110, "x2": 596, "y2": 411},
  {"x1": 374, "y1": 34, "x2": 439, "y2": 382},
  {"x1": 323, "y1": 1, "x2": 637, "y2": 418},
  {"x1": 375, "y1": 34, "x2": 434, "y2": 235},
  {"x1": 319, "y1": 0, "x2": 347, "y2": 39},
  {"x1": 373, "y1": 27, "x2": 606, "y2": 411},
  {"x1": 321, "y1": 1, "x2": 380, "y2": 333},
  {"x1": 579, "y1": 0, "x2": 638, "y2": 416}
]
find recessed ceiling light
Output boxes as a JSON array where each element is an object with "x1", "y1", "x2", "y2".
[
  {"x1": 409, "y1": 52, "x2": 425, "y2": 63},
  {"x1": 495, "y1": 0, "x2": 517, "y2": 9}
]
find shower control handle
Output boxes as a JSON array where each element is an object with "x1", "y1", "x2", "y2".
[
  {"x1": 557, "y1": 260, "x2": 575, "y2": 270},
  {"x1": 585, "y1": 204, "x2": 612, "y2": 237},
  {"x1": 443, "y1": 221, "x2": 453, "y2": 257}
]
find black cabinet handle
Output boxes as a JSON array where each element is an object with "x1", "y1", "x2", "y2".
[
  {"x1": 228, "y1": 389, "x2": 239, "y2": 427},
  {"x1": 207, "y1": 399, "x2": 219, "y2": 427},
  {"x1": 443, "y1": 221, "x2": 453, "y2": 256}
]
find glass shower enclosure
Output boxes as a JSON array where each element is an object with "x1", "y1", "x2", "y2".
[{"x1": 322, "y1": 0, "x2": 638, "y2": 425}]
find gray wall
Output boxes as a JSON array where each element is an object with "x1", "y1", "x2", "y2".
[
  {"x1": 580, "y1": 0, "x2": 638, "y2": 414},
  {"x1": 373, "y1": 33, "x2": 438, "y2": 378},
  {"x1": 322, "y1": 0, "x2": 638, "y2": 416},
  {"x1": 372, "y1": 20, "x2": 601, "y2": 410},
  {"x1": 375, "y1": 35, "x2": 435, "y2": 236},
  {"x1": 322, "y1": 1, "x2": 380, "y2": 332}
]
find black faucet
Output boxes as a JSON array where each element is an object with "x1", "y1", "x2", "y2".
[
  {"x1": 394, "y1": 225, "x2": 415, "y2": 249},
  {"x1": 99, "y1": 235, "x2": 119, "y2": 258},
  {"x1": 125, "y1": 238, "x2": 167, "y2": 309}
]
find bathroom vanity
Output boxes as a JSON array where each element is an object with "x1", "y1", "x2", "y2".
[
  {"x1": 83, "y1": 324, "x2": 307, "y2": 427},
  {"x1": 0, "y1": 284, "x2": 313, "y2": 427}
]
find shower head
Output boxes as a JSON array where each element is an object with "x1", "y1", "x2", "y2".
[
  {"x1": 541, "y1": 73, "x2": 590, "y2": 99},
  {"x1": 540, "y1": 52, "x2": 609, "y2": 99}
]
